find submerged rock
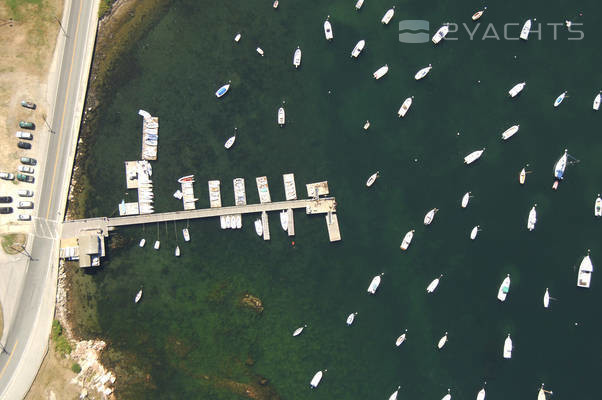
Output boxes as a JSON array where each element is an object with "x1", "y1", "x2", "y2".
[{"x1": 240, "y1": 294, "x2": 264, "y2": 313}]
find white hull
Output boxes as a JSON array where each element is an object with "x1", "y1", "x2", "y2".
[
  {"x1": 497, "y1": 275, "x2": 511, "y2": 301},
  {"x1": 373, "y1": 65, "x2": 389, "y2": 79},
  {"x1": 400, "y1": 230, "x2": 414, "y2": 250},
  {"x1": 508, "y1": 82, "x2": 526, "y2": 97},
  {"x1": 134, "y1": 289, "x2": 142, "y2": 303},
  {"x1": 389, "y1": 386, "x2": 401, "y2": 400},
  {"x1": 543, "y1": 288, "x2": 550, "y2": 308},
  {"x1": 351, "y1": 40, "x2": 365, "y2": 58},
  {"x1": 464, "y1": 148, "x2": 485, "y2": 164},
  {"x1": 367, "y1": 274, "x2": 383, "y2": 294},
  {"x1": 154, "y1": 240, "x2": 160, "y2": 250},
  {"x1": 554, "y1": 150, "x2": 568, "y2": 179},
  {"x1": 363, "y1": 120, "x2": 370, "y2": 130},
  {"x1": 139, "y1": 238, "x2": 146, "y2": 247},
  {"x1": 293, "y1": 325, "x2": 306, "y2": 336},
  {"x1": 432, "y1": 25, "x2": 449, "y2": 44},
  {"x1": 461, "y1": 192, "x2": 470, "y2": 208},
  {"x1": 437, "y1": 333, "x2": 448, "y2": 349},
  {"x1": 414, "y1": 65, "x2": 432, "y2": 80},
  {"x1": 503, "y1": 335, "x2": 512, "y2": 358},
  {"x1": 472, "y1": 11, "x2": 484, "y2": 21},
  {"x1": 224, "y1": 136, "x2": 236, "y2": 149},
  {"x1": 554, "y1": 91, "x2": 567, "y2": 107},
  {"x1": 520, "y1": 19, "x2": 532, "y2": 40},
  {"x1": 280, "y1": 210, "x2": 288, "y2": 231},
  {"x1": 278, "y1": 107, "x2": 285, "y2": 126},
  {"x1": 254, "y1": 219, "x2": 263, "y2": 236},
  {"x1": 476, "y1": 388, "x2": 486, "y2": 400},
  {"x1": 256, "y1": 47, "x2": 264, "y2": 56},
  {"x1": 234, "y1": 33, "x2": 241, "y2": 42},
  {"x1": 395, "y1": 331, "x2": 407, "y2": 347},
  {"x1": 381, "y1": 8, "x2": 395, "y2": 24},
  {"x1": 424, "y1": 208, "x2": 438, "y2": 225},
  {"x1": 594, "y1": 93, "x2": 601, "y2": 110},
  {"x1": 501, "y1": 125, "x2": 519, "y2": 140},
  {"x1": 577, "y1": 253, "x2": 593, "y2": 288},
  {"x1": 595, "y1": 196, "x2": 601, "y2": 216},
  {"x1": 310, "y1": 370, "x2": 324, "y2": 388},
  {"x1": 355, "y1": 0, "x2": 364, "y2": 10},
  {"x1": 527, "y1": 205, "x2": 537, "y2": 231},
  {"x1": 235, "y1": 214, "x2": 242, "y2": 229},
  {"x1": 427, "y1": 275, "x2": 441, "y2": 293},
  {"x1": 346, "y1": 312, "x2": 357, "y2": 325},
  {"x1": 324, "y1": 20, "x2": 333, "y2": 40},
  {"x1": 182, "y1": 228, "x2": 190, "y2": 242},
  {"x1": 519, "y1": 168, "x2": 526, "y2": 185},
  {"x1": 293, "y1": 47, "x2": 302, "y2": 68},
  {"x1": 470, "y1": 226, "x2": 479, "y2": 240},
  {"x1": 366, "y1": 171, "x2": 379, "y2": 187},
  {"x1": 215, "y1": 84, "x2": 230, "y2": 98},
  {"x1": 398, "y1": 97, "x2": 413, "y2": 117},
  {"x1": 220, "y1": 216, "x2": 227, "y2": 230},
  {"x1": 175, "y1": 246, "x2": 180, "y2": 257}
]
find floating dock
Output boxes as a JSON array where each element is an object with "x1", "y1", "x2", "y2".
[
  {"x1": 208, "y1": 180, "x2": 222, "y2": 208},
  {"x1": 233, "y1": 178, "x2": 246, "y2": 206},
  {"x1": 306, "y1": 181, "x2": 329, "y2": 198},
  {"x1": 256, "y1": 176, "x2": 271, "y2": 203},
  {"x1": 124, "y1": 161, "x2": 139, "y2": 189},
  {"x1": 121, "y1": 160, "x2": 154, "y2": 215},
  {"x1": 325, "y1": 212, "x2": 341, "y2": 242},
  {"x1": 139, "y1": 109, "x2": 159, "y2": 161},
  {"x1": 283, "y1": 173, "x2": 297, "y2": 200},
  {"x1": 177, "y1": 175, "x2": 198, "y2": 210},
  {"x1": 261, "y1": 211, "x2": 270, "y2": 240},
  {"x1": 287, "y1": 208, "x2": 295, "y2": 236}
]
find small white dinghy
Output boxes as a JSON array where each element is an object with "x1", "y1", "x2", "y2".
[
  {"x1": 139, "y1": 238, "x2": 146, "y2": 247},
  {"x1": 543, "y1": 288, "x2": 550, "y2": 308},
  {"x1": 175, "y1": 245, "x2": 180, "y2": 257},
  {"x1": 427, "y1": 274, "x2": 443, "y2": 293},
  {"x1": 476, "y1": 386, "x2": 486, "y2": 400},
  {"x1": 501, "y1": 125, "x2": 519, "y2": 140},
  {"x1": 367, "y1": 273, "x2": 384, "y2": 294},
  {"x1": 324, "y1": 17, "x2": 333, "y2": 40},
  {"x1": 389, "y1": 386, "x2": 401, "y2": 400},
  {"x1": 234, "y1": 33, "x2": 241, "y2": 42},
  {"x1": 381, "y1": 7, "x2": 395, "y2": 24},
  {"x1": 395, "y1": 330, "x2": 407, "y2": 346},
  {"x1": 414, "y1": 64, "x2": 432, "y2": 80},
  {"x1": 508, "y1": 82, "x2": 526, "y2": 97},
  {"x1": 593, "y1": 92, "x2": 601, "y2": 111},
  {"x1": 154, "y1": 240, "x2": 160, "y2": 250},
  {"x1": 256, "y1": 47, "x2": 264, "y2": 56},
  {"x1": 424, "y1": 208, "x2": 439, "y2": 225},
  {"x1": 363, "y1": 120, "x2": 370, "y2": 130},
  {"x1": 554, "y1": 91, "x2": 567, "y2": 107},
  {"x1": 527, "y1": 204, "x2": 537, "y2": 231},
  {"x1": 351, "y1": 40, "x2": 365, "y2": 58},
  {"x1": 595, "y1": 194, "x2": 602, "y2": 216},
  {"x1": 442, "y1": 389, "x2": 451, "y2": 400},
  {"x1": 355, "y1": 0, "x2": 364, "y2": 10},
  {"x1": 224, "y1": 135, "x2": 236, "y2": 149},
  {"x1": 134, "y1": 288, "x2": 143, "y2": 303},
  {"x1": 182, "y1": 228, "x2": 190, "y2": 242},
  {"x1": 346, "y1": 312, "x2": 358, "y2": 325},
  {"x1": 254, "y1": 219, "x2": 263, "y2": 237},
  {"x1": 215, "y1": 83, "x2": 230, "y2": 98},
  {"x1": 373, "y1": 65, "x2": 389, "y2": 79},
  {"x1": 577, "y1": 250, "x2": 593, "y2": 288},
  {"x1": 470, "y1": 225, "x2": 480, "y2": 240},
  {"x1": 520, "y1": 19, "x2": 532, "y2": 40},
  {"x1": 432, "y1": 25, "x2": 449, "y2": 44},
  {"x1": 398, "y1": 96, "x2": 413, "y2": 117},
  {"x1": 437, "y1": 332, "x2": 448, "y2": 349},
  {"x1": 366, "y1": 171, "x2": 380, "y2": 187},
  {"x1": 292, "y1": 324, "x2": 307, "y2": 337},
  {"x1": 461, "y1": 192, "x2": 471, "y2": 208},
  {"x1": 293, "y1": 47, "x2": 302, "y2": 68},
  {"x1": 472, "y1": 9, "x2": 486, "y2": 21},
  {"x1": 310, "y1": 370, "x2": 326, "y2": 388},
  {"x1": 280, "y1": 210, "x2": 288, "y2": 231},
  {"x1": 400, "y1": 230, "x2": 414, "y2": 250},
  {"x1": 278, "y1": 107, "x2": 285, "y2": 126},
  {"x1": 497, "y1": 274, "x2": 511, "y2": 301},
  {"x1": 464, "y1": 148, "x2": 485, "y2": 164},
  {"x1": 503, "y1": 334, "x2": 512, "y2": 358}
]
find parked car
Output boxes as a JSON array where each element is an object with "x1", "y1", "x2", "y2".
[
  {"x1": 17, "y1": 165, "x2": 34, "y2": 174},
  {"x1": 17, "y1": 141, "x2": 31, "y2": 149},
  {"x1": 18, "y1": 121, "x2": 35, "y2": 129},
  {"x1": 21, "y1": 100, "x2": 36, "y2": 110},
  {"x1": 0, "y1": 172, "x2": 15, "y2": 181},
  {"x1": 20, "y1": 157, "x2": 37, "y2": 165},
  {"x1": 0, "y1": 207, "x2": 13, "y2": 214},
  {"x1": 17, "y1": 189, "x2": 33, "y2": 197},
  {"x1": 16, "y1": 131, "x2": 33, "y2": 140},
  {"x1": 0, "y1": 196, "x2": 12, "y2": 203},
  {"x1": 17, "y1": 201, "x2": 33, "y2": 209},
  {"x1": 18, "y1": 214, "x2": 31, "y2": 221},
  {"x1": 16, "y1": 174, "x2": 34, "y2": 183}
]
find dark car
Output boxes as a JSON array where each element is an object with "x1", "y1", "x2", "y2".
[
  {"x1": 20, "y1": 157, "x2": 37, "y2": 165},
  {"x1": 0, "y1": 196, "x2": 12, "y2": 203},
  {"x1": 19, "y1": 121, "x2": 35, "y2": 129},
  {"x1": 0, "y1": 207, "x2": 13, "y2": 214},
  {"x1": 16, "y1": 174, "x2": 34, "y2": 183},
  {"x1": 17, "y1": 141, "x2": 31, "y2": 149}
]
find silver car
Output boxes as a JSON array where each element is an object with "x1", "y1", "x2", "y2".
[
  {"x1": 18, "y1": 214, "x2": 31, "y2": 221},
  {"x1": 17, "y1": 201, "x2": 34, "y2": 209},
  {"x1": 17, "y1": 189, "x2": 33, "y2": 197},
  {"x1": 0, "y1": 172, "x2": 15, "y2": 180},
  {"x1": 17, "y1": 165, "x2": 34, "y2": 174}
]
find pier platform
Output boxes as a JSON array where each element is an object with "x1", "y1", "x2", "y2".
[
  {"x1": 125, "y1": 161, "x2": 138, "y2": 189},
  {"x1": 261, "y1": 211, "x2": 270, "y2": 240},
  {"x1": 256, "y1": 176, "x2": 271, "y2": 203},
  {"x1": 287, "y1": 208, "x2": 295, "y2": 236},
  {"x1": 306, "y1": 181, "x2": 329, "y2": 198},
  {"x1": 325, "y1": 212, "x2": 341, "y2": 242}
]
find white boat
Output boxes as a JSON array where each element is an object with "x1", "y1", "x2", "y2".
[
  {"x1": 520, "y1": 19, "x2": 532, "y2": 40},
  {"x1": 381, "y1": 7, "x2": 395, "y2": 24},
  {"x1": 503, "y1": 334, "x2": 512, "y2": 358},
  {"x1": 577, "y1": 250, "x2": 593, "y2": 288},
  {"x1": 220, "y1": 216, "x2": 227, "y2": 230},
  {"x1": 501, "y1": 125, "x2": 519, "y2": 140},
  {"x1": 476, "y1": 387, "x2": 486, "y2": 400},
  {"x1": 224, "y1": 135, "x2": 236, "y2": 149},
  {"x1": 173, "y1": 190, "x2": 183, "y2": 199},
  {"x1": 366, "y1": 171, "x2": 380, "y2": 187},
  {"x1": 215, "y1": 83, "x2": 230, "y2": 98},
  {"x1": 310, "y1": 370, "x2": 325, "y2": 388},
  {"x1": 153, "y1": 240, "x2": 160, "y2": 250},
  {"x1": 373, "y1": 65, "x2": 389, "y2": 79},
  {"x1": 351, "y1": 40, "x2": 365, "y2": 58},
  {"x1": 554, "y1": 91, "x2": 567, "y2": 107},
  {"x1": 470, "y1": 225, "x2": 479, "y2": 240},
  {"x1": 324, "y1": 18, "x2": 333, "y2": 40},
  {"x1": 346, "y1": 312, "x2": 357, "y2": 325},
  {"x1": 234, "y1": 33, "x2": 241, "y2": 42},
  {"x1": 519, "y1": 168, "x2": 526, "y2": 185},
  {"x1": 273, "y1": 0, "x2": 278, "y2": 8},
  {"x1": 182, "y1": 228, "x2": 190, "y2": 242},
  {"x1": 175, "y1": 246, "x2": 180, "y2": 257},
  {"x1": 134, "y1": 289, "x2": 142, "y2": 303},
  {"x1": 427, "y1": 274, "x2": 442, "y2": 293},
  {"x1": 437, "y1": 332, "x2": 448, "y2": 349},
  {"x1": 139, "y1": 238, "x2": 146, "y2": 247},
  {"x1": 278, "y1": 107, "x2": 285, "y2": 126},
  {"x1": 527, "y1": 204, "x2": 537, "y2": 231},
  {"x1": 256, "y1": 47, "x2": 264, "y2": 56},
  {"x1": 367, "y1": 273, "x2": 383, "y2": 294},
  {"x1": 414, "y1": 64, "x2": 432, "y2": 80},
  {"x1": 292, "y1": 324, "x2": 307, "y2": 337},
  {"x1": 293, "y1": 47, "x2": 302, "y2": 68},
  {"x1": 254, "y1": 219, "x2": 263, "y2": 237},
  {"x1": 395, "y1": 330, "x2": 407, "y2": 346},
  {"x1": 442, "y1": 389, "x2": 451, "y2": 400},
  {"x1": 423, "y1": 208, "x2": 439, "y2": 225},
  {"x1": 497, "y1": 274, "x2": 511, "y2": 301},
  {"x1": 538, "y1": 385, "x2": 552, "y2": 400},
  {"x1": 389, "y1": 386, "x2": 401, "y2": 400},
  {"x1": 554, "y1": 149, "x2": 568, "y2": 180},
  {"x1": 508, "y1": 82, "x2": 526, "y2": 97},
  {"x1": 461, "y1": 192, "x2": 471, "y2": 208},
  {"x1": 355, "y1": 0, "x2": 364, "y2": 10},
  {"x1": 472, "y1": 9, "x2": 485, "y2": 21},
  {"x1": 235, "y1": 214, "x2": 242, "y2": 229},
  {"x1": 225, "y1": 215, "x2": 231, "y2": 229},
  {"x1": 593, "y1": 92, "x2": 601, "y2": 110},
  {"x1": 363, "y1": 120, "x2": 370, "y2": 130},
  {"x1": 398, "y1": 96, "x2": 413, "y2": 117},
  {"x1": 280, "y1": 210, "x2": 288, "y2": 231},
  {"x1": 543, "y1": 288, "x2": 550, "y2": 308},
  {"x1": 432, "y1": 25, "x2": 449, "y2": 44},
  {"x1": 400, "y1": 230, "x2": 414, "y2": 250},
  {"x1": 595, "y1": 194, "x2": 602, "y2": 216},
  {"x1": 464, "y1": 148, "x2": 485, "y2": 164}
]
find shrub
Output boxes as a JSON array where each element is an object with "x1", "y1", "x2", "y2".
[{"x1": 71, "y1": 363, "x2": 82, "y2": 374}]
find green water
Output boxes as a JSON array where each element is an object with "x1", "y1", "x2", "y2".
[{"x1": 81, "y1": 0, "x2": 602, "y2": 398}]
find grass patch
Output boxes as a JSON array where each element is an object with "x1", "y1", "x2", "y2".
[
  {"x1": 0, "y1": 233, "x2": 27, "y2": 255},
  {"x1": 51, "y1": 320, "x2": 72, "y2": 357},
  {"x1": 71, "y1": 362, "x2": 81, "y2": 373},
  {"x1": 98, "y1": 0, "x2": 116, "y2": 18},
  {"x1": 5, "y1": 0, "x2": 44, "y2": 20}
]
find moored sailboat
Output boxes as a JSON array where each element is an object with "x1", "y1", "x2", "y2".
[
  {"x1": 464, "y1": 148, "x2": 485, "y2": 164},
  {"x1": 470, "y1": 225, "x2": 480, "y2": 240},
  {"x1": 389, "y1": 386, "x2": 401, "y2": 400},
  {"x1": 398, "y1": 97, "x2": 413, "y2": 117},
  {"x1": 501, "y1": 125, "x2": 519, "y2": 140},
  {"x1": 215, "y1": 83, "x2": 230, "y2": 98},
  {"x1": 427, "y1": 274, "x2": 443, "y2": 293},
  {"x1": 414, "y1": 64, "x2": 432, "y2": 80},
  {"x1": 351, "y1": 40, "x2": 365, "y2": 58},
  {"x1": 503, "y1": 334, "x2": 512, "y2": 358},
  {"x1": 367, "y1": 273, "x2": 384, "y2": 294},
  {"x1": 373, "y1": 65, "x2": 389, "y2": 79},
  {"x1": 554, "y1": 149, "x2": 568, "y2": 180},
  {"x1": 508, "y1": 82, "x2": 526, "y2": 97},
  {"x1": 400, "y1": 230, "x2": 414, "y2": 250},
  {"x1": 366, "y1": 171, "x2": 380, "y2": 187},
  {"x1": 554, "y1": 91, "x2": 567, "y2": 107},
  {"x1": 395, "y1": 330, "x2": 407, "y2": 346},
  {"x1": 424, "y1": 208, "x2": 439, "y2": 225},
  {"x1": 497, "y1": 274, "x2": 511, "y2": 301},
  {"x1": 134, "y1": 288, "x2": 143, "y2": 303},
  {"x1": 461, "y1": 192, "x2": 471, "y2": 208},
  {"x1": 527, "y1": 204, "x2": 537, "y2": 231},
  {"x1": 292, "y1": 324, "x2": 307, "y2": 337},
  {"x1": 437, "y1": 332, "x2": 448, "y2": 349},
  {"x1": 594, "y1": 92, "x2": 601, "y2": 110}
]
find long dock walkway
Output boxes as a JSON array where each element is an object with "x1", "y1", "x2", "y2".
[{"x1": 62, "y1": 197, "x2": 338, "y2": 239}]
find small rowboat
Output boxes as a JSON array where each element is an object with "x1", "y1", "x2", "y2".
[
  {"x1": 508, "y1": 82, "x2": 526, "y2": 97},
  {"x1": 373, "y1": 65, "x2": 389, "y2": 79},
  {"x1": 503, "y1": 334, "x2": 512, "y2": 358},
  {"x1": 464, "y1": 148, "x2": 485, "y2": 164},
  {"x1": 424, "y1": 208, "x2": 439, "y2": 225},
  {"x1": 554, "y1": 91, "x2": 567, "y2": 107},
  {"x1": 215, "y1": 83, "x2": 230, "y2": 98},
  {"x1": 346, "y1": 312, "x2": 357, "y2": 325},
  {"x1": 461, "y1": 192, "x2": 471, "y2": 208},
  {"x1": 400, "y1": 230, "x2": 414, "y2": 250},
  {"x1": 398, "y1": 96, "x2": 413, "y2": 117},
  {"x1": 472, "y1": 8, "x2": 486, "y2": 21},
  {"x1": 134, "y1": 288, "x2": 143, "y2": 303},
  {"x1": 501, "y1": 125, "x2": 519, "y2": 140},
  {"x1": 427, "y1": 274, "x2": 442, "y2": 293},
  {"x1": 310, "y1": 370, "x2": 326, "y2": 388},
  {"x1": 224, "y1": 135, "x2": 236, "y2": 149},
  {"x1": 292, "y1": 324, "x2": 307, "y2": 336},
  {"x1": 395, "y1": 330, "x2": 407, "y2": 346},
  {"x1": 414, "y1": 64, "x2": 432, "y2": 80},
  {"x1": 366, "y1": 171, "x2": 379, "y2": 187},
  {"x1": 437, "y1": 332, "x2": 448, "y2": 349},
  {"x1": 139, "y1": 238, "x2": 146, "y2": 247},
  {"x1": 381, "y1": 7, "x2": 395, "y2": 24}
]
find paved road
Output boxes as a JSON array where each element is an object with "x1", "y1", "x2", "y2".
[{"x1": 0, "y1": 0, "x2": 97, "y2": 397}]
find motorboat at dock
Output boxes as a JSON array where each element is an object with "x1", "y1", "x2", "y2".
[
  {"x1": 254, "y1": 219, "x2": 263, "y2": 237},
  {"x1": 280, "y1": 210, "x2": 289, "y2": 231},
  {"x1": 182, "y1": 228, "x2": 190, "y2": 242}
]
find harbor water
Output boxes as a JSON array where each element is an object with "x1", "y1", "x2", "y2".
[{"x1": 79, "y1": 0, "x2": 602, "y2": 398}]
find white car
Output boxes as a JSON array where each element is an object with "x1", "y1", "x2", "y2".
[
  {"x1": 17, "y1": 189, "x2": 33, "y2": 197},
  {"x1": 17, "y1": 201, "x2": 34, "y2": 209},
  {"x1": 16, "y1": 131, "x2": 33, "y2": 140},
  {"x1": 0, "y1": 172, "x2": 15, "y2": 180},
  {"x1": 18, "y1": 214, "x2": 31, "y2": 221},
  {"x1": 17, "y1": 165, "x2": 34, "y2": 174}
]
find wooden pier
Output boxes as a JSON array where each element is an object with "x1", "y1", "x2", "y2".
[
  {"x1": 287, "y1": 208, "x2": 295, "y2": 236},
  {"x1": 261, "y1": 211, "x2": 270, "y2": 241}
]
